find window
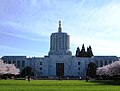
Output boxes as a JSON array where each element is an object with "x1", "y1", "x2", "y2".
[
  {"x1": 22, "y1": 61, "x2": 25, "y2": 67},
  {"x1": 78, "y1": 67, "x2": 80, "y2": 70},
  {"x1": 13, "y1": 61, "x2": 16, "y2": 64},
  {"x1": 13, "y1": 61, "x2": 16, "y2": 66},
  {"x1": 95, "y1": 60, "x2": 98, "y2": 67},
  {"x1": 78, "y1": 72, "x2": 80, "y2": 75},
  {"x1": 40, "y1": 62, "x2": 42, "y2": 65},
  {"x1": 78, "y1": 62, "x2": 80, "y2": 65},
  {"x1": 17, "y1": 61, "x2": 20, "y2": 68},
  {"x1": 8, "y1": 60, "x2": 11, "y2": 64},
  {"x1": 100, "y1": 61, "x2": 103, "y2": 67},
  {"x1": 40, "y1": 67, "x2": 42, "y2": 70},
  {"x1": 109, "y1": 60, "x2": 112, "y2": 64},
  {"x1": 104, "y1": 61, "x2": 107, "y2": 65}
]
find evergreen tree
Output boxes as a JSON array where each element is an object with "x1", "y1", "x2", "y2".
[
  {"x1": 87, "y1": 62, "x2": 97, "y2": 78},
  {"x1": 80, "y1": 44, "x2": 85, "y2": 57},
  {"x1": 86, "y1": 47, "x2": 90, "y2": 57},
  {"x1": 89, "y1": 45, "x2": 93, "y2": 57},
  {"x1": 75, "y1": 44, "x2": 94, "y2": 58},
  {"x1": 75, "y1": 47, "x2": 80, "y2": 57}
]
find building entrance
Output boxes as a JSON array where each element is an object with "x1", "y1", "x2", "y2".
[{"x1": 56, "y1": 63, "x2": 64, "y2": 77}]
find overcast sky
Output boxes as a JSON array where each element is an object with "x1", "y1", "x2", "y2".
[{"x1": 0, "y1": 0, "x2": 120, "y2": 57}]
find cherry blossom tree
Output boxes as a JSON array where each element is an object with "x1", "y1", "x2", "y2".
[
  {"x1": 97, "y1": 60, "x2": 120, "y2": 76},
  {"x1": 0, "y1": 59, "x2": 20, "y2": 76}
]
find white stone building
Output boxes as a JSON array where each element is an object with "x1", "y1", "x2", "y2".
[{"x1": 1, "y1": 21, "x2": 119, "y2": 79}]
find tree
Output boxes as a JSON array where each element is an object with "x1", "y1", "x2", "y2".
[
  {"x1": 21, "y1": 66, "x2": 34, "y2": 78},
  {"x1": 97, "y1": 60, "x2": 120, "y2": 76},
  {"x1": 0, "y1": 59, "x2": 20, "y2": 76},
  {"x1": 75, "y1": 44, "x2": 94, "y2": 58},
  {"x1": 87, "y1": 62, "x2": 97, "y2": 78},
  {"x1": 75, "y1": 47, "x2": 80, "y2": 57},
  {"x1": 80, "y1": 44, "x2": 85, "y2": 57},
  {"x1": 86, "y1": 46, "x2": 94, "y2": 57}
]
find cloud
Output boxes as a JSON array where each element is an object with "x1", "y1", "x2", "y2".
[
  {"x1": 68, "y1": 1, "x2": 120, "y2": 56},
  {"x1": 2, "y1": 32, "x2": 48, "y2": 42},
  {"x1": 0, "y1": 45, "x2": 45, "y2": 57},
  {"x1": 0, "y1": 0, "x2": 120, "y2": 57}
]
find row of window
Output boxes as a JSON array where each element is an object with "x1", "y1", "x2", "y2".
[
  {"x1": 4, "y1": 60, "x2": 25, "y2": 68},
  {"x1": 4, "y1": 61, "x2": 43, "y2": 68},
  {"x1": 95, "y1": 60, "x2": 114, "y2": 67},
  {"x1": 51, "y1": 35, "x2": 68, "y2": 50}
]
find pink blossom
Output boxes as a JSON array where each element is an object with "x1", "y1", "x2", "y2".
[
  {"x1": 0, "y1": 59, "x2": 20, "y2": 75},
  {"x1": 97, "y1": 60, "x2": 120, "y2": 76}
]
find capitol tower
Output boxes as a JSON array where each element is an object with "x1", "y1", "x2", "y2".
[{"x1": 49, "y1": 21, "x2": 72, "y2": 55}]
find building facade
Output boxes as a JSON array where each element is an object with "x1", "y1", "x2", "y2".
[{"x1": 1, "y1": 21, "x2": 119, "y2": 79}]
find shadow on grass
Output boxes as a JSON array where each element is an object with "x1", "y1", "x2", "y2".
[{"x1": 90, "y1": 80, "x2": 120, "y2": 85}]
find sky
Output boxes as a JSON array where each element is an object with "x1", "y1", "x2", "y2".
[{"x1": 0, "y1": 0, "x2": 120, "y2": 57}]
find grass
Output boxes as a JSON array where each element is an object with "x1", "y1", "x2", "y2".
[{"x1": 0, "y1": 80, "x2": 120, "y2": 91}]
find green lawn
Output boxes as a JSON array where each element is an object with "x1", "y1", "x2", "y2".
[{"x1": 0, "y1": 80, "x2": 120, "y2": 91}]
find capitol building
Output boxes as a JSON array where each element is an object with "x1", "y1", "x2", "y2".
[{"x1": 1, "y1": 21, "x2": 119, "y2": 79}]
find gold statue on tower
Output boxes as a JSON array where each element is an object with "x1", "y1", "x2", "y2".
[{"x1": 58, "y1": 20, "x2": 62, "y2": 32}]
